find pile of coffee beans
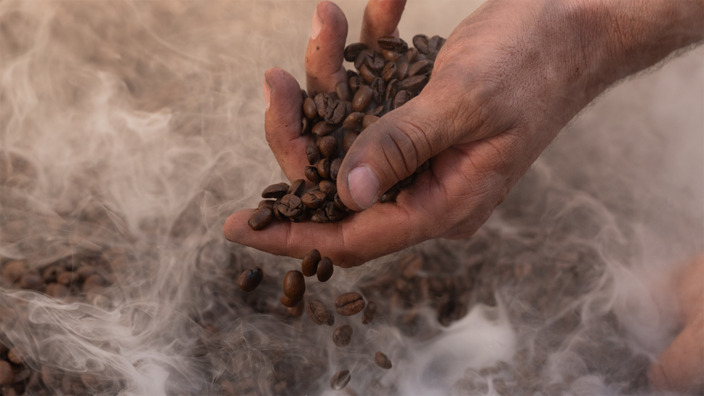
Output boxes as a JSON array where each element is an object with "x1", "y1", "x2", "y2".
[{"x1": 248, "y1": 34, "x2": 444, "y2": 231}]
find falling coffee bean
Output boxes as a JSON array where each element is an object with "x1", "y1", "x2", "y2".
[
  {"x1": 306, "y1": 299, "x2": 334, "y2": 326},
  {"x1": 332, "y1": 325, "x2": 353, "y2": 347},
  {"x1": 301, "y1": 249, "x2": 321, "y2": 277},
  {"x1": 375, "y1": 352, "x2": 392, "y2": 369},
  {"x1": 335, "y1": 292, "x2": 365, "y2": 316},
  {"x1": 237, "y1": 268, "x2": 263, "y2": 292},
  {"x1": 282, "y1": 270, "x2": 305, "y2": 299},
  {"x1": 330, "y1": 369, "x2": 351, "y2": 391},
  {"x1": 316, "y1": 257, "x2": 334, "y2": 282}
]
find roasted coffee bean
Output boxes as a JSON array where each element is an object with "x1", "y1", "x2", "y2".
[
  {"x1": 352, "y1": 85, "x2": 373, "y2": 112},
  {"x1": 248, "y1": 206, "x2": 274, "y2": 230},
  {"x1": 318, "y1": 180, "x2": 336, "y2": 196},
  {"x1": 381, "y1": 48, "x2": 401, "y2": 62},
  {"x1": 335, "y1": 292, "x2": 365, "y2": 316},
  {"x1": 316, "y1": 158, "x2": 331, "y2": 180},
  {"x1": 375, "y1": 352, "x2": 392, "y2": 369},
  {"x1": 324, "y1": 201, "x2": 345, "y2": 222},
  {"x1": 385, "y1": 79, "x2": 399, "y2": 102},
  {"x1": 344, "y1": 42, "x2": 367, "y2": 62},
  {"x1": 258, "y1": 199, "x2": 275, "y2": 210},
  {"x1": 378, "y1": 36, "x2": 408, "y2": 52},
  {"x1": 413, "y1": 34, "x2": 430, "y2": 54},
  {"x1": 332, "y1": 325, "x2": 353, "y2": 347},
  {"x1": 342, "y1": 130, "x2": 358, "y2": 152},
  {"x1": 316, "y1": 257, "x2": 334, "y2": 282},
  {"x1": 301, "y1": 190, "x2": 327, "y2": 209},
  {"x1": 312, "y1": 120, "x2": 334, "y2": 137},
  {"x1": 366, "y1": 52, "x2": 385, "y2": 71},
  {"x1": 399, "y1": 74, "x2": 428, "y2": 93},
  {"x1": 349, "y1": 74, "x2": 363, "y2": 93},
  {"x1": 0, "y1": 361, "x2": 13, "y2": 386},
  {"x1": 7, "y1": 348, "x2": 22, "y2": 365},
  {"x1": 282, "y1": 270, "x2": 305, "y2": 299},
  {"x1": 362, "y1": 115, "x2": 379, "y2": 129},
  {"x1": 261, "y1": 183, "x2": 289, "y2": 199},
  {"x1": 57, "y1": 271, "x2": 79, "y2": 286},
  {"x1": 333, "y1": 193, "x2": 348, "y2": 211},
  {"x1": 330, "y1": 369, "x2": 351, "y2": 391},
  {"x1": 277, "y1": 194, "x2": 304, "y2": 218},
  {"x1": 286, "y1": 299, "x2": 304, "y2": 317},
  {"x1": 354, "y1": 49, "x2": 371, "y2": 70},
  {"x1": 301, "y1": 117, "x2": 311, "y2": 134},
  {"x1": 362, "y1": 301, "x2": 377, "y2": 324},
  {"x1": 310, "y1": 209, "x2": 328, "y2": 223},
  {"x1": 381, "y1": 61, "x2": 399, "y2": 81},
  {"x1": 41, "y1": 264, "x2": 62, "y2": 283},
  {"x1": 408, "y1": 59, "x2": 434, "y2": 77},
  {"x1": 342, "y1": 112, "x2": 364, "y2": 131},
  {"x1": 330, "y1": 158, "x2": 342, "y2": 181},
  {"x1": 305, "y1": 166, "x2": 322, "y2": 183},
  {"x1": 397, "y1": 59, "x2": 410, "y2": 79},
  {"x1": 428, "y1": 35, "x2": 445, "y2": 54},
  {"x1": 301, "y1": 249, "x2": 321, "y2": 276},
  {"x1": 19, "y1": 272, "x2": 41, "y2": 290},
  {"x1": 371, "y1": 77, "x2": 385, "y2": 103},
  {"x1": 46, "y1": 283, "x2": 70, "y2": 298},
  {"x1": 393, "y1": 90, "x2": 412, "y2": 109},
  {"x1": 317, "y1": 135, "x2": 338, "y2": 159},
  {"x1": 306, "y1": 299, "x2": 334, "y2": 326},
  {"x1": 280, "y1": 294, "x2": 301, "y2": 308},
  {"x1": 237, "y1": 268, "x2": 263, "y2": 292},
  {"x1": 288, "y1": 179, "x2": 306, "y2": 196},
  {"x1": 305, "y1": 142, "x2": 321, "y2": 165},
  {"x1": 359, "y1": 64, "x2": 376, "y2": 83},
  {"x1": 336, "y1": 81, "x2": 351, "y2": 102},
  {"x1": 327, "y1": 100, "x2": 347, "y2": 125},
  {"x1": 2, "y1": 260, "x2": 26, "y2": 283},
  {"x1": 303, "y1": 97, "x2": 317, "y2": 119},
  {"x1": 75, "y1": 265, "x2": 97, "y2": 280}
]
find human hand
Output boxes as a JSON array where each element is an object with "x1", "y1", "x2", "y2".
[{"x1": 224, "y1": 0, "x2": 704, "y2": 267}]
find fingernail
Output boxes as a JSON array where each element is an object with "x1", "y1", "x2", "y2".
[
  {"x1": 311, "y1": 5, "x2": 323, "y2": 39},
  {"x1": 263, "y1": 77, "x2": 271, "y2": 110},
  {"x1": 348, "y1": 165, "x2": 379, "y2": 209}
]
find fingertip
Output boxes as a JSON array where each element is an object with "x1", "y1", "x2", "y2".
[{"x1": 223, "y1": 210, "x2": 254, "y2": 242}]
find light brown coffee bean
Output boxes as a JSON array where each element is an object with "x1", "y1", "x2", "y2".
[
  {"x1": 316, "y1": 158, "x2": 331, "y2": 180},
  {"x1": 330, "y1": 369, "x2": 351, "y2": 390},
  {"x1": 381, "y1": 62, "x2": 399, "y2": 81},
  {"x1": 303, "y1": 97, "x2": 317, "y2": 119},
  {"x1": 335, "y1": 292, "x2": 365, "y2": 316},
  {"x1": 306, "y1": 299, "x2": 334, "y2": 326},
  {"x1": 318, "y1": 180, "x2": 336, "y2": 196},
  {"x1": 2, "y1": 260, "x2": 26, "y2": 283},
  {"x1": 362, "y1": 301, "x2": 377, "y2": 324},
  {"x1": 248, "y1": 206, "x2": 274, "y2": 231},
  {"x1": 352, "y1": 85, "x2": 373, "y2": 112},
  {"x1": 362, "y1": 115, "x2": 379, "y2": 129},
  {"x1": 316, "y1": 257, "x2": 334, "y2": 282},
  {"x1": 330, "y1": 158, "x2": 342, "y2": 181},
  {"x1": 399, "y1": 74, "x2": 428, "y2": 93},
  {"x1": 286, "y1": 299, "x2": 304, "y2": 317},
  {"x1": 283, "y1": 270, "x2": 305, "y2": 299},
  {"x1": 359, "y1": 64, "x2": 376, "y2": 83},
  {"x1": 237, "y1": 268, "x2": 263, "y2": 292},
  {"x1": 301, "y1": 249, "x2": 321, "y2": 277},
  {"x1": 393, "y1": 90, "x2": 412, "y2": 109},
  {"x1": 261, "y1": 183, "x2": 289, "y2": 199},
  {"x1": 343, "y1": 131, "x2": 358, "y2": 152},
  {"x1": 312, "y1": 120, "x2": 334, "y2": 137},
  {"x1": 332, "y1": 325, "x2": 353, "y2": 347},
  {"x1": 82, "y1": 274, "x2": 105, "y2": 292},
  {"x1": 57, "y1": 271, "x2": 79, "y2": 286},
  {"x1": 7, "y1": 348, "x2": 22, "y2": 365},
  {"x1": 375, "y1": 352, "x2": 392, "y2": 369},
  {"x1": 317, "y1": 135, "x2": 338, "y2": 159}
]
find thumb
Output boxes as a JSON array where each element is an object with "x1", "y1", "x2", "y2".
[{"x1": 336, "y1": 92, "x2": 458, "y2": 211}]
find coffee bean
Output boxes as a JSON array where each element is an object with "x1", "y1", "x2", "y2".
[
  {"x1": 327, "y1": 100, "x2": 347, "y2": 125},
  {"x1": 381, "y1": 48, "x2": 401, "y2": 62},
  {"x1": 335, "y1": 292, "x2": 365, "y2": 316},
  {"x1": 237, "y1": 268, "x2": 263, "y2": 292},
  {"x1": 301, "y1": 249, "x2": 321, "y2": 277},
  {"x1": 374, "y1": 352, "x2": 392, "y2": 369},
  {"x1": 378, "y1": 36, "x2": 408, "y2": 52},
  {"x1": 312, "y1": 120, "x2": 334, "y2": 137},
  {"x1": 349, "y1": 74, "x2": 363, "y2": 93},
  {"x1": 305, "y1": 166, "x2": 322, "y2": 183},
  {"x1": 317, "y1": 135, "x2": 337, "y2": 159},
  {"x1": 301, "y1": 190, "x2": 326, "y2": 209},
  {"x1": 359, "y1": 64, "x2": 376, "y2": 84},
  {"x1": 310, "y1": 210, "x2": 328, "y2": 223},
  {"x1": 362, "y1": 115, "x2": 379, "y2": 129},
  {"x1": 316, "y1": 158, "x2": 331, "y2": 180},
  {"x1": 316, "y1": 257, "x2": 334, "y2": 282},
  {"x1": 2, "y1": 260, "x2": 26, "y2": 283},
  {"x1": 332, "y1": 324, "x2": 353, "y2": 347},
  {"x1": 0, "y1": 361, "x2": 13, "y2": 386},
  {"x1": 352, "y1": 85, "x2": 373, "y2": 112},
  {"x1": 248, "y1": 206, "x2": 274, "y2": 230},
  {"x1": 277, "y1": 194, "x2": 304, "y2": 219},
  {"x1": 288, "y1": 179, "x2": 306, "y2": 196},
  {"x1": 41, "y1": 264, "x2": 62, "y2": 283},
  {"x1": 258, "y1": 200, "x2": 275, "y2": 210},
  {"x1": 393, "y1": 90, "x2": 412, "y2": 109},
  {"x1": 335, "y1": 81, "x2": 351, "y2": 102},
  {"x1": 333, "y1": 193, "x2": 348, "y2": 211},
  {"x1": 301, "y1": 117, "x2": 311, "y2": 134},
  {"x1": 399, "y1": 75, "x2": 428, "y2": 93},
  {"x1": 330, "y1": 369, "x2": 351, "y2": 390},
  {"x1": 371, "y1": 77, "x2": 385, "y2": 103},
  {"x1": 344, "y1": 42, "x2": 367, "y2": 62},
  {"x1": 57, "y1": 271, "x2": 79, "y2": 286},
  {"x1": 318, "y1": 180, "x2": 336, "y2": 196},
  {"x1": 286, "y1": 299, "x2": 304, "y2": 317},
  {"x1": 342, "y1": 131, "x2": 358, "y2": 152},
  {"x1": 354, "y1": 49, "x2": 371, "y2": 70},
  {"x1": 428, "y1": 35, "x2": 446, "y2": 54},
  {"x1": 261, "y1": 183, "x2": 289, "y2": 199},
  {"x1": 362, "y1": 301, "x2": 377, "y2": 324},
  {"x1": 280, "y1": 294, "x2": 301, "y2": 308},
  {"x1": 342, "y1": 112, "x2": 364, "y2": 131},
  {"x1": 306, "y1": 299, "x2": 334, "y2": 326},
  {"x1": 303, "y1": 97, "x2": 317, "y2": 119},
  {"x1": 366, "y1": 52, "x2": 386, "y2": 71},
  {"x1": 324, "y1": 201, "x2": 345, "y2": 222},
  {"x1": 75, "y1": 265, "x2": 97, "y2": 280},
  {"x1": 46, "y1": 283, "x2": 70, "y2": 298},
  {"x1": 19, "y1": 272, "x2": 41, "y2": 290},
  {"x1": 330, "y1": 158, "x2": 342, "y2": 181},
  {"x1": 413, "y1": 34, "x2": 430, "y2": 54},
  {"x1": 282, "y1": 270, "x2": 305, "y2": 299},
  {"x1": 408, "y1": 59, "x2": 434, "y2": 77},
  {"x1": 381, "y1": 61, "x2": 399, "y2": 81},
  {"x1": 7, "y1": 348, "x2": 22, "y2": 365},
  {"x1": 305, "y1": 142, "x2": 321, "y2": 165}
]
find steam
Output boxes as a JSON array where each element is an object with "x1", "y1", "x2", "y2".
[{"x1": 0, "y1": 0, "x2": 702, "y2": 395}]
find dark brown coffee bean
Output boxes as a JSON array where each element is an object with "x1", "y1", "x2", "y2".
[
  {"x1": 327, "y1": 100, "x2": 347, "y2": 125},
  {"x1": 237, "y1": 268, "x2": 263, "y2": 292},
  {"x1": 393, "y1": 90, "x2": 412, "y2": 109},
  {"x1": 258, "y1": 199, "x2": 275, "y2": 210},
  {"x1": 342, "y1": 130, "x2": 358, "y2": 152},
  {"x1": 344, "y1": 42, "x2": 368, "y2": 62},
  {"x1": 318, "y1": 180, "x2": 336, "y2": 196},
  {"x1": 336, "y1": 81, "x2": 352, "y2": 102},
  {"x1": 261, "y1": 183, "x2": 289, "y2": 199},
  {"x1": 57, "y1": 271, "x2": 78, "y2": 286},
  {"x1": 301, "y1": 116, "x2": 311, "y2": 135},
  {"x1": 283, "y1": 270, "x2": 305, "y2": 299},
  {"x1": 397, "y1": 59, "x2": 409, "y2": 79},
  {"x1": 371, "y1": 77, "x2": 385, "y2": 103},
  {"x1": 381, "y1": 48, "x2": 401, "y2": 62},
  {"x1": 399, "y1": 74, "x2": 428, "y2": 93},
  {"x1": 303, "y1": 97, "x2": 317, "y2": 119},
  {"x1": 330, "y1": 369, "x2": 351, "y2": 390},
  {"x1": 330, "y1": 158, "x2": 342, "y2": 181},
  {"x1": 305, "y1": 142, "x2": 321, "y2": 165},
  {"x1": 428, "y1": 35, "x2": 445, "y2": 54},
  {"x1": 359, "y1": 64, "x2": 376, "y2": 83},
  {"x1": 41, "y1": 264, "x2": 62, "y2": 283},
  {"x1": 248, "y1": 206, "x2": 274, "y2": 230},
  {"x1": 317, "y1": 135, "x2": 338, "y2": 159},
  {"x1": 381, "y1": 62, "x2": 399, "y2": 81},
  {"x1": 75, "y1": 265, "x2": 97, "y2": 280},
  {"x1": 352, "y1": 85, "x2": 373, "y2": 112},
  {"x1": 385, "y1": 79, "x2": 399, "y2": 102},
  {"x1": 46, "y1": 283, "x2": 70, "y2": 298},
  {"x1": 19, "y1": 272, "x2": 41, "y2": 290},
  {"x1": 316, "y1": 158, "x2": 331, "y2": 180},
  {"x1": 7, "y1": 348, "x2": 22, "y2": 365},
  {"x1": 288, "y1": 179, "x2": 306, "y2": 196},
  {"x1": 335, "y1": 292, "x2": 365, "y2": 316},
  {"x1": 312, "y1": 120, "x2": 334, "y2": 137},
  {"x1": 362, "y1": 115, "x2": 379, "y2": 129},
  {"x1": 413, "y1": 34, "x2": 430, "y2": 54},
  {"x1": 378, "y1": 36, "x2": 408, "y2": 52},
  {"x1": 0, "y1": 361, "x2": 13, "y2": 386},
  {"x1": 333, "y1": 193, "x2": 348, "y2": 211},
  {"x1": 362, "y1": 301, "x2": 377, "y2": 324},
  {"x1": 354, "y1": 49, "x2": 371, "y2": 70},
  {"x1": 305, "y1": 166, "x2": 322, "y2": 183},
  {"x1": 301, "y1": 249, "x2": 321, "y2": 277},
  {"x1": 2, "y1": 260, "x2": 26, "y2": 283},
  {"x1": 332, "y1": 324, "x2": 353, "y2": 347},
  {"x1": 374, "y1": 351, "x2": 392, "y2": 369},
  {"x1": 349, "y1": 74, "x2": 363, "y2": 93},
  {"x1": 277, "y1": 194, "x2": 304, "y2": 218},
  {"x1": 408, "y1": 59, "x2": 434, "y2": 77},
  {"x1": 280, "y1": 294, "x2": 301, "y2": 308},
  {"x1": 301, "y1": 190, "x2": 327, "y2": 209},
  {"x1": 342, "y1": 112, "x2": 364, "y2": 131},
  {"x1": 306, "y1": 299, "x2": 334, "y2": 326},
  {"x1": 316, "y1": 257, "x2": 334, "y2": 282},
  {"x1": 324, "y1": 201, "x2": 345, "y2": 222},
  {"x1": 366, "y1": 52, "x2": 386, "y2": 71}
]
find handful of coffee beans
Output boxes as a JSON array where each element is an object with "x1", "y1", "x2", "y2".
[{"x1": 248, "y1": 34, "x2": 444, "y2": 232}]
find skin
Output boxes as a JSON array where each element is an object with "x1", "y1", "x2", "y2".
[{"x1": 225, "y1": 1, "x2": 703, "y2": 389}]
